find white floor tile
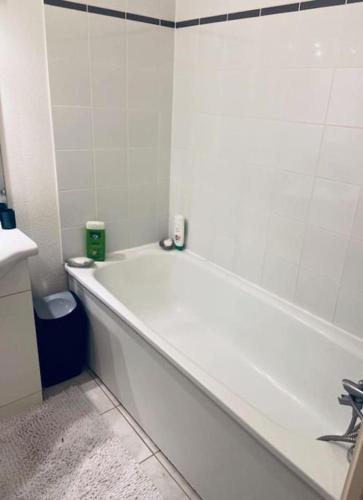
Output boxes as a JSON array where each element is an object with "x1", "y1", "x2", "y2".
[
  {"x1": 95, "y1": 378, "x2": 120, "y2": 406},
  {"x1": 43, "y1": 371, "x2": 114, "y2": 414},
  {"x1": 155, "y1": 452, "x2": 202, "y2": 500},
  {"x1": 102, "y1": 408, "x2": 153, "y2": 463},
  {"x1": 117, "y1": 404, "x2": 159, "y2": 454},
  {"x1": 140, "y1": 456, "x2": 189, "y2": 500}
]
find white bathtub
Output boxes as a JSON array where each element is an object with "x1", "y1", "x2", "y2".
[{"x1": 66, "y1": 244, "x2": 363, "y2": 500}]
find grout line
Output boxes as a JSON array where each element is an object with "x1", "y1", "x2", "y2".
[
  {"x1": 153, "y1": 452, "x2": 196, "y2": 500},
  {"x1": 86, "y1": 7, "x2": 98, "y2": 220},
  {"x1": 332, "y1": 191, "x2": 362, "y2": 324},
  {"x1": 292, "y1": 67, "x2": 337, "y2": 308},
  {"x1": 114, "y1": 405, "x2": 160, "y2": 453},
  {"x1": 99, "y1": 406, "x2": 116, "y2": 415}
]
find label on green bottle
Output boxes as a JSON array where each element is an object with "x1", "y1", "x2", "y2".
[{"x1": 86, "y1": 229, "x2": 105, "y2": 261}]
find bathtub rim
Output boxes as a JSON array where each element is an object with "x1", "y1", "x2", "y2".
[{"x1": 65, "y1": 242, "x2": 356, "y2": 500}]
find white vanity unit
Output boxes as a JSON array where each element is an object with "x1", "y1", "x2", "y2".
[{"x1": 0, "y1": 229, "x2": 42, "y2": 418}]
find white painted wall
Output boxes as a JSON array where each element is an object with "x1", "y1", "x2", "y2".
[
  {"x1": 0, "y1": 0, "x2": 66, "y2": 296},
  {"x1": 170, "y1": 1, "x2": 363, "y2": 336}
]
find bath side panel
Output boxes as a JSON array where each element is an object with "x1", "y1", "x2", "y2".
[{"x1": 70, "y1": 277, "x2": 324, "y2": 500}]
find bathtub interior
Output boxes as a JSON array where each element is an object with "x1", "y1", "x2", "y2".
[{"x1": 93, "y1": 250, "x2": 363, "y2": 440}]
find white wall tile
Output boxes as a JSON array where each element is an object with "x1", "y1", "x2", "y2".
[
  {"x1": 91, "y1": 64, "x2": 127, "y2": 108},
  {"x1": 46, "y1": 5, "x2": 172, "y2": 264},
  {"x1": 45, "y1": 5, "x2": 88, "y2": 60},
  {"x1": 261, "y1": 253, "x2": 298, "y2": 301},
  {"x1": 94, "y1": 149, "x2": 127, "y2": 188},
  {"x1": 93, "y1": 107, "x2": 128, "y2": 149},
  {"x1": 266, "y1": 215, "x2": 305, "y2": 264},
  {"x1": 278, "y1": 123, "x2": 322, "y2": 176},
  {"x1": 128, "y1": 110, "x2": 159, "y2": 147},
  {"x1": 128, "y1": 147, "x2": 158, "y2": 185},
  {"x1": 56, "y1": 150, "x2": 94, "y2": 191},
  {"x1": 339, "y1": 3, "x2": 363, "y2": 68},
  {"x1": 170, "y1": 2, "x2": 363, "y2": 335},
  {"x1": 240, "y1": 165, "x2": 275, "y2": 214},
  {"x1": 128, "y1": 216, "x2": 158, "y2": 247},
  {"x1": 335, "y1": 287, "x2": 363, "y2": 340},
  {"x1": 128, "y1": 184, "x2": 157, "y2": 218},
  {"x1": 156, "y1": 180, "x2": 170, "y2": 216},
  {"x1": 317, "y1": 127, "x2": 363, "y2": 185},
  {"x1": 127, "y1": 22, "x2": 162, "y2": 70},
  {"x1": 59, "y1": 189, "x2": 96, "y2": 228},
  {"x1": 352, "y1": 190, "x2": 363, "y2": 239},
  {"x1": 49, "y1": 60, "x2": 91, "y2": 106},
  {"x1": 128, "y1": 68, "x2": 161, "y2": 110},
  {"x1": 96, "y1": 188, "x2": 128, "y2": 222},
  {"x1": 328, "y1": 69, "x2": 363, "y2": 127},
  {"x1": 341, "y1": 239, "x2": 363, "y2": 294},
  {"x1": 295, "y1": 7, "x2": 344, "y2": 68},
  {"x1": 104, "y1": 220, "x2": 129, "y2": 251},
  {"x1": 61, "y1": 226, "x2": 85, "y2": 260},
  {"x1": 271, "y1": 170, "x2": 313, "y2": 222},
  {"x1": 281, "y1": 69, "x2": 333, "y2": 123},
  {"x1": 309, "y1": 178, "x2": 360, "y2": 235},
  {"x1": 52, "y1": 107, "x2": 92, "y2": 150},
  {"x1": 212, "y1": 235, "x2": 236, "y2": 272},
  {"x1": 300, "y1": 226, "x2": 348, "y2": 282},
  {"x1": 89, "y1": 13, "x2": 126, "y2": 66},
  {"x1": 295, "y1": 269, "x2": 338, "y2": 321},
  {"x1": 233, "y1": 240, "x2": 265, "y2": 284}
]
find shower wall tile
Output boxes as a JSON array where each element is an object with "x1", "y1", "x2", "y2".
[
  {"x1": 309, "y1": 179, "x2": 360, "y2": 235},
  {"x1": 93, "y1": 107, "x2": 128, "y2": 149},
  {"x1": 327, "y1": 68, "x2": 363, "y2": 127},
  {"x1": 261, "y1": 253, "x2": 298, "y2": 301},
  {"x1": 52, "y1": 107, "x2": 93, "y2": 150},
  {"x1": 59, "y1": 189, "x2": 96, "y2": 228},
  {"x1": 56, "y1": 150, "x2": 94, "y2": 190},
  {"x1": 295, "y1": 270, "x2": 339, "y2": 321},
  {"x1": 45, "y1": 3, "x2": 173, "y2": 260},
  {"x1": 171, "y1": 0, "x2": 363, "y2": 335},
  {"x1": 94, "y1": 149, "x2": 128, "y2": 188},
  {"x1": 317, "y1": 127, "x2": 363, "y2": 185},
  {"x1": 300, "y1": 227, "x2": 348, "y2": 283}
]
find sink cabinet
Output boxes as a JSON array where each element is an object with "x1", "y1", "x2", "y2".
[{"x1": 0, "y1": 259, "x2": 42, "y2": 417}]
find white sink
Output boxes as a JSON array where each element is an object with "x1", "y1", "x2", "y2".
[{"x1": 0, "y1": 228, "x2": 38, "y2": 279}]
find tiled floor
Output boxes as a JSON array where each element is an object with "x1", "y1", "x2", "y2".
[{"x1": 43, "y1": 370, "x2": 202, "y2": 500}]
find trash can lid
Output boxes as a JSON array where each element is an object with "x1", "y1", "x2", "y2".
[{"x1": 34, "y1": 291, "x2": 77, "y2": 320}]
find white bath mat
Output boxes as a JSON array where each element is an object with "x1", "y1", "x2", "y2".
[{"x1": 0, "y1": 387, "x2": 162, "y2": 500}]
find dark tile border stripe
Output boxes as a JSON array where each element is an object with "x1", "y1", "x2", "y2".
[
  {"x1": 261, "y1": 2, "x2": 299, "y2": 15},
  {"x1": 200, "y1": 14, "x2": 227, "y2": 25},
  {"x1": 161, "y1": 19, "x2": 176, "y2": 28},
  {"x1": 175, "y1": 19, "x2": 200, "y2": 28},
  {"x1": 126, "y1": 12, "x2": 159, "y2": 25},
  {"x1": 300, "y1": 0, "x2": 345, "y2": 9},
  {"x1": 88, "y1": 5, "x2": 125, "y2": 18},
  {"x1": 44, "y1": 0, "x2": 86, "y2": 11},
  {"x1": 44, "y1": 0, "x2": 360, "y2": 28},
  {"x1": 228, "y1": 9, "x2": 260, "y2": 20}
]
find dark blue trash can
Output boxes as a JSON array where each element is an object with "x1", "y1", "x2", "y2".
[{"x1": 34, "y1": 291, "x2": 88, "y2": 387}]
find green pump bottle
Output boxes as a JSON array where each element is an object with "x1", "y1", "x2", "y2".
[{"x1": 86, "y1": 221, "x2": 106, "y2": 261}]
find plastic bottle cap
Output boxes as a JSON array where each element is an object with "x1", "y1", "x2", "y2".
[{"x1": 86, "y1": 221, "x2": 105, "y2": 230}]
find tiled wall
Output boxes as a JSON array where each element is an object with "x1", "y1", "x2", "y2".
[
  {"x1": 45, "y1": 1, "x2": 174, "y2": 259},
  {"x1": 170, "y1": 1, "x2": 363, "y2": 337}
]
